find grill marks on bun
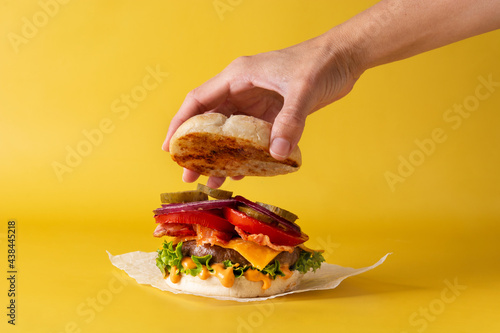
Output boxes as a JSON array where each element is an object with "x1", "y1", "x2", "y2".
[{"x1": 169, "y1": 114, "x2": 302, "y2": 177}]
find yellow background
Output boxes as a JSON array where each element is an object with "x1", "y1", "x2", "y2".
[{"x1": 1, "y1": 0, "x2": 499, "y2": 332}]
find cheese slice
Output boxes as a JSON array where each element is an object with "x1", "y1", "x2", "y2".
[
  {"x1": 215, "y1": 238, "x2": 282, "y2": 270},
  {"x1": 170, "y1": 236, "x2": 297, "y2": 270}
]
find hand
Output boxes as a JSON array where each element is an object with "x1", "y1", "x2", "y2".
[
  {"x1": 163, "y1": 0, "x2": 500, "y2": 189},
  {"x1": 163, "y1": 29, "x2": 363, "y2": 188}
]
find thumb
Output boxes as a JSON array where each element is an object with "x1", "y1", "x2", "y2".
[{"x1": 269, "y1": 91, "x2": 312, "y2": 160}]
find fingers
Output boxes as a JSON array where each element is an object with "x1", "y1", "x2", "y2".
[
  {"x1": 182, "y1": 168, "x2": 244, "y2": 189},
  {"x1": 163, "y1": 75, "x2": 231, "y2": 151},
  {"x1": 183, "y1": 169, "x2": 226, "y2": 189},
  {"x1": 207, "y1": 176, "x2": 226, "y2": 189},
  {"x1": 182, "y1": 168, "x2": 201, "y2": 183},
  {"x1": 269, "y1": 87, "x2": 313, "y2": 160}
]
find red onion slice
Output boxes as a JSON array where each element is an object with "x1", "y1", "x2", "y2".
[{"x1": 153, "y1": 199, "x2": 237, "y2": 215}]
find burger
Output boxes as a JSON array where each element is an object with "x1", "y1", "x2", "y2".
[{"x1": 153, "y1": 184, "x2": 325, "y2": 298}]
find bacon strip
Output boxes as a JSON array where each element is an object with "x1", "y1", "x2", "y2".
[
  {"x1": 153, "y1": 223, "x2": 196, "y2": 238},
  {"x1": 195, "y1": 225, "x2": 233, "y2": 246},
  {"x1": 153, "y1": 223, "x2": 234, "y2": 246},
  {"x1": 235, "y1": 227, "x2": 295, "y2": 253}
]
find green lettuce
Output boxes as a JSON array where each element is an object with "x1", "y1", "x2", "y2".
[
  {"x1": 261, "y1": 260, "x2": 286, "y2": 278},
  {"x1": 156, "y1": 240, "x2": 183, "y2": 277},
  {"x1": 222, "y1": 260, "x2": 246, "y2": 278},
  {"x1": 292, "y1": 250, "x2": 325, "y2": 274},
  {"x1": 185, "y1": 254, "x2": 213, "y2": 276}
]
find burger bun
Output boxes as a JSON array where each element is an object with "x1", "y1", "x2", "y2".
[
  {"x1": 169, "y1": 113, "x2": 302, "y2": 177},
  {"x1": 165, "y1": 271, "x2": 302, "y2": 298}
]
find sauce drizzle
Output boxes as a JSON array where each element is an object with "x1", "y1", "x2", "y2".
[
  {"x1": 212, "y1": 263, "x2": 235, "y2": 288},
  {"x1": 244, "y1": 269, "x2": 272, "y2": 290},
  {"x1": 170, "y1": 266, "x2": 181, "y2": 283},
  {"x1": 168, "y1": 257, "x2": 288, "y2": 290}
]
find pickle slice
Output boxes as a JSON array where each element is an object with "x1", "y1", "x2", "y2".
[
  {"x1": 256, "y1": 202, "x2": 298, "y2": 223},
  {"x1": 197, "y1": 183, "x2": 233, "y2": 200},
  {"x1": 237, "y1": 206, "x2": 276, "y2": 225},
  {"x1": 160, "y1": 190, "x2": 208, "y2": 204}
]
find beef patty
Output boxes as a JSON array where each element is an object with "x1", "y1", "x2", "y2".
[{"x1": 178, "y1": 240, "x2": 301, "y2": 268}]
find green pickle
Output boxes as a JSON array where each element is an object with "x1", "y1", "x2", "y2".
[
  {"x1": 257, "y1": 202, "x2": 298, "y2": 223},
  {"x1": 160, "y1": 190, "x2": 208, "y2": 204},
  {"x1": 197, "y1": 183, "x2": 233, "y2": 199},
  {"x1": 237, "y1": 206, "x2": 276, "y2": 225}
]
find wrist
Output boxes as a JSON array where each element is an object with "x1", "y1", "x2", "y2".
[
  {"x1": 316, "y1": 24, "x2": 369, "y2": 82},
  {"x1": 319, "y1": 1, "x2": 409, "y2": 74}
]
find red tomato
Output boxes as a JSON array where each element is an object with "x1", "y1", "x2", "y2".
[
  {"x1": 154, "y1": 211, "x2": 235, "y2": 234},
  {"x1": 223, "y1": 207, "x2": 309, "y2": 246}
]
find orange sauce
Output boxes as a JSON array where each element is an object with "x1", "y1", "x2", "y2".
[
  {"x1": 169, "y1": 266, "x2": 181, "y2": 284},
  {"x1": 212, "y1": 263, "x2": 235, "y2": 288},
  {"x1": 280, "y1": 264, "x2": 293, "y2": 280},
  {"x1": 244, "y1": 269, "x2": 272, "y2": 290},
  {"x1": 198, "y1": 266, "x2": 210, "y2": 280},
  {"x1": 167, "y1": 257, "x2": 282, "y2": 290},
  {"x1": 181, "y1": 257, "x2": 197, "y2": 270}
]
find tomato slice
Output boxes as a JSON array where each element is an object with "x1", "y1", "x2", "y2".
[
  {"x1": 154, "y1": 211, "x2": 235, "y2": 234},
  {"x1": 223, "y1": 207, "x2": 309, "y2": 246}
]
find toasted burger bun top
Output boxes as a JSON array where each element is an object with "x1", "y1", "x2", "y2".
[{"x1": 169, "y1": 113, "x2": 302, "y2": 177}]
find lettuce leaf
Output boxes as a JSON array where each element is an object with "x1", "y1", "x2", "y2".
[
  {"x1": 222, "y1": 260, "x2": 247, "y2": 278},
  {"x1": 156, "y1": 240, "x2": 183, "y2": 277},
  {"x1": 292, "y1": 250, "x2": 325, "y2": 274},
  {"x1": 156, "y1": 241, "x2": 214, "y2": 277},
  {"x1": 261, "y1": 260, "x2": 285, "y2": 278},
  {"x1": 185, "y1": 254, "x2": 213, "y2": 277}
]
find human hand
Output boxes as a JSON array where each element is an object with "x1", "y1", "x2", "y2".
[{"x1": 163, "y1": 29, "x2": 363, "y2": 188}]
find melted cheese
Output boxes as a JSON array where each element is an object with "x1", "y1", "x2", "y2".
[{"x1": 215, "y1": 238, "x2": 282, "y2": 270}]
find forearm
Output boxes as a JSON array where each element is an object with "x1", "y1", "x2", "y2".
[{"x1": 325, "y1": 0, "x2": 500, "y2": 73}]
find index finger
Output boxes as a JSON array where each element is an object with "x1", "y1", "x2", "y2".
[{"x1": 163, "y1": 75, "x2": 231, "y2": 151}]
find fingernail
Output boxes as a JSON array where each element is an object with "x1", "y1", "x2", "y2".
[
  {"x1": 182, "y1": 168, "x2": 199, "y2": 183},
  {"x1": 270, "y1": 137, "x2": 290, "y2": 160},
  {"x1": 207, "y1": 177, "x2": 225, "y2": 189},
  {"x1": 181, "y1": 169, "x2": 189, "y2": 182}
]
